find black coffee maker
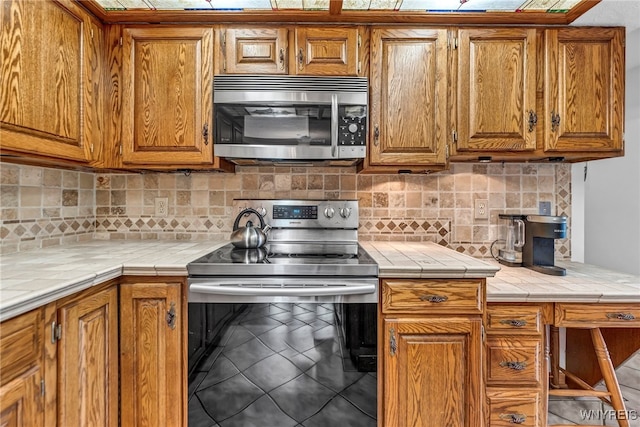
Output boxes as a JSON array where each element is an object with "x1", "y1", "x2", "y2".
[{"x1": 522, "y1": 215, "x2": 568, "y2": 276}]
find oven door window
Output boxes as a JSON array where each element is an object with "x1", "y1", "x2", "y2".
[{"x1": 215, "y1": 104, "x2": 331, "y2": 146}]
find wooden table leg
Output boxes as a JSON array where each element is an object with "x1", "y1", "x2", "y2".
[
  {"x1": 591, "y1": 328, "x2": 630, "y2": 427},
  {"x1": 550, "y1": 325, "x2": 566, "y2": 388}
]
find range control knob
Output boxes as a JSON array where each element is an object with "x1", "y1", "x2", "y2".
[
  {"x1": 339, "y1": 207, "x2": 352, "y2": 219},
  {"x1": 348, "y1": 123, "x2": 358, "y2": 133},
  {"x1": 324, "y1": 207, "x2": 335, "y2": 219},
  {"x1": 256, "y1": 206, "x2": 267, "y2": 217}
]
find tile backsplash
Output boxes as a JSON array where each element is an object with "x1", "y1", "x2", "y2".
[
  {"x1": 1, "y1": 163, "x2": 571, "y2": 258},
  {"x1": 1, "y1": 163, "x2": 95, "y2": 253}
]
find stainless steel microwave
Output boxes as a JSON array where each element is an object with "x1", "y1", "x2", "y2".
[{"x1": 213, "y1": 75, "x2": 368, "y2": 165}]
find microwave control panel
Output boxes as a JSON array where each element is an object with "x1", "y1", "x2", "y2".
[{"x1": 338, "y1": 106, "x2": 367, "y2": 147}]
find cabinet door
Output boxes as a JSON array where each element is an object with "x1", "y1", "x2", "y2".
[
  {"x1": 382, "y1": 317, "x2": 482, "y2": 427},
  {"x1": 221, "y1": 27, "x2": 288, "y2": 74},
  {"x1": 120, "y1": 282, "x2": 184, "y2": 427},
  {"x1": 121, "y1": 27, "x2": 214, "y2": 165},
  {"x1": 295, "y1": 27, "x2": 359, "y2": 75},
  {"x1": 0, "y1": 0, "x2": 98, "y2": 162},
  {"x1": 457, "y1": 28, "x2": 537, "y2": 152},
  {"x1": 0, "y1": 309, "x2": 46, "y2": 427},
  {"x1": 544, "y1": 27, "x2": 624, "y2": 152},
  {"x1": 57, "y1": 285, "x2": 118, "y2": 427},
  {"x1": 370, "y1": 28, "x2": 448, "y2": 166}
]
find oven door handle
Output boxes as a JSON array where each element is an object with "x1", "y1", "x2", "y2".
[{"x1": 189, "y1": 283, "x2": 376, "y2": 297}]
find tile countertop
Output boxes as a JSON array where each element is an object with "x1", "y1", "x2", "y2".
[
  {"x1": 1, "y1": 240, "x2": 639, "y2": 322},
  {"x1": 0, "y1": 240, "x2": 227, "y2": 322},
  {"x1": 487, "y1": 259, "x2": 640, "y2": 304}
]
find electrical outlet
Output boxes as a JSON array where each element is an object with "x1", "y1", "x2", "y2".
[
  {"x1": 539, "y1": 201, "x2": 551, "y2": 215},
  {"x1": 155, "y1": 197, "x2": 168, "y2": 217},
  {"x1": 474, "y1": 199, "x2": 489, "y2": 220}
]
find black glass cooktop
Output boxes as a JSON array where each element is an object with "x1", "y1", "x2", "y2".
[{"x1": 187, "y1": 243, "x2": 378, "y2": 277}]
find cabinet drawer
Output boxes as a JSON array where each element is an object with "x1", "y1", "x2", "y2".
[
  {"x1": 381, "y1": 279, "x2": 483, "y2": 314},
  {"x1": 486, "y1": 389, "x2": 541, "y2": 427},
  {"x1": 555, "y1": 303, "x2": 640, "y2": 327},
  {"x1": 0, "y1": 308, "x2": 43, "y2": 386},
  {"x1": 486, "y1": 305, "x2": 543, "y2": 335},
  {"x1": 486, "y1": 338, "x2": 541, "y2": 386}
]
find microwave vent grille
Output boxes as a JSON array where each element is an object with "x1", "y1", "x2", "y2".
[{"x1": 214, "y1": 75, "x2": 368, "y2": 93}]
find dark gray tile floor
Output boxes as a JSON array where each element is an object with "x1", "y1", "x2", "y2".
[
  {"x1": 548, "y1": 351, "x2": 640, "y2": 426},
  {"x1": 189, "y1": 303, "x2": 376, "y2": 427}
]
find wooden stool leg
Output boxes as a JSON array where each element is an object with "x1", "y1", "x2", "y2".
[
  {"x1": 550, "y1": 325, "x2": 566, "y2": 388},
  {"x1": 591, "y1": 328, "x2": 630, "y2": 427}
]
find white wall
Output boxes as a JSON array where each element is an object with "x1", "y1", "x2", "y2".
[{"x1": 571, "y1": 0, "x2": 640, "y2": 275}]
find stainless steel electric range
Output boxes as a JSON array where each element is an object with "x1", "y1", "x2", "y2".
[
  {"x1": 187, "y1": 199, "x2": 379, "y2": 304},
  {"x1": 187, "y1": 200, "x2": 379, "y2": 426}
]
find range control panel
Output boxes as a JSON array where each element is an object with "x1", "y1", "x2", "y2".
[
  {"x1": 273, "y1": 205, "x2": 318, "y2": 220},
  {"x1": 234, "y1": 199, "x2": 359, "y2": 230}
]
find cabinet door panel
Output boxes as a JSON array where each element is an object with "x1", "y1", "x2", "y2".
[
  {"x1": 457, "y1": 28, "x2": 537, "y2": 152},
  {"x1": 0, "y1": 308, "x2": 45, "y2": 427},
  {"x1": 370, "y1": 28, "x2": 447, "y2": 166},
  {"x1": 120, "y1": 282, "x2": 183, "y2": 427},
  {"x1": 383, "y1": 317, "x2": 482, "y2": 427},
  {"x1": 222, "y1": 27, "x2": 288, "y2": 74},
  {"x1": 295, "y1": 27, "x2": 358, "y2": 75},
  {"x1": 0, "y1": 0, "x2": 94, "y2": 162},
  {"x1": 0, "y1": 369, "x2": 43, "y2": 427},
  {"x1": 57, "y1": 285, "x2": 118, "y2": 427},
  {"x1": 545, "y1": 27, "x2": 624, "y2": 152},
  {"x1": 122, "y1": 27, "x2": 213, "y2": 165}
]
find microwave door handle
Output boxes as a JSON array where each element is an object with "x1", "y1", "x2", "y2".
[{"x1": 331, "y1": 94, "x2": 338, "y2": 158}]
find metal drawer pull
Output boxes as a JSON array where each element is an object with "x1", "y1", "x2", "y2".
[
  {"x1": 500, "y1": 319, "x2": 528, "y2": 327},
  {"x1": 420, "y1": 294, "x2": 448, "y2": 303},
  {"x1": 500, "y1": 413, "x2": 526, "y2": 424},
  {"x1": 500, "y1": 361, "x2": 527, "y2": 371},
  {"x1": 607, "y1": 312, "x2": 636, "y2": 321}
]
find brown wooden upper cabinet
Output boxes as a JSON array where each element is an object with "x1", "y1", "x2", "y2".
[
  {"x1": 544, "y1": 27, "x2": 624, "y2": 154},
  {"x1": 364, "y1": 28, "x2": 448, "y2": 172},
  {"x1": 217, "y1": 26, "x2": 362, "y2": 76},
  {"x1": 450, "y1": 26, "x2": 624, "y2": 162},
  {"x1": 455, "y1": 28, "x2": 538, "y2": 153},
  {"x1": 121, "y1": 27, "x2": 215, "y2": 166},
  {"x1": 0, "y1": 0, "x2": 103, "y2": 164}
]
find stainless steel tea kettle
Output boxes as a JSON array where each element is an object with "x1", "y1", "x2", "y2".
[{"x1": 230, "y1": 208, "x2": 271, "y2": 249}]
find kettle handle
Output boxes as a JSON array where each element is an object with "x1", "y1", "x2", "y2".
[{"x1": 233, "y1": 208, "x2": 266, "y2": 231}]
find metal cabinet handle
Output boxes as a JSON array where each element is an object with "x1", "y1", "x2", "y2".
[
  {"x1": 202, "y1": 123, "x2": 209, "y2": 145},
  {"x1": 607, "y1": 312, "x2": 636, "y2": 321},
  {"x1": 389, "y1": 327, "x2": 397, "y2": 356},
  {"x1": 420, "y1": 294, "x2": 448, "y2": 303},
  {"x1": 528, "y1": 110, "x2": 537, "y2": 133},
  {"x1": 166, "y1": 302, "x2": 177, "y2": 329},
  {"x1": 279, "y1": 48, "x2": 285, "y2": 70},
  {"x1": 373, "y1": 125, "x2": 380, "y2": 146},
  {"x1": 551, "y1": 112, "x2": 561, "y2": 132},
  {"x1": 500, "y1": 361, "x2": 526, "y2": 371},
  {"x1": 298, "y1": 48, "x2": 304, "y2": 71},
  {"x1": 500, "y1": 319, "x2": 528, "y2": 328},
  {"x1": 500, "y1": 413, "x2": 526, "y2": 424}
]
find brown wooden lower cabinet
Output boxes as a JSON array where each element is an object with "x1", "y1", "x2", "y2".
[
  {"x1": 57, "y1": 283, "x2": 119, "y2": 427},
  {"x1": 120, "y1": 279, "x2": 186, "y2": 427},
  {"x1": 379, "y1": 278, "x2": 484, "y2": 427},
  {"x1": 0, "y1": 277, "x2": 187, "y2": 427},
  {"x1": 485, "y1": 303, "x2": 551, "y2": 427},
  {"x1": 0, "y1": 308, "x2": 47, "y2": 427}
]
